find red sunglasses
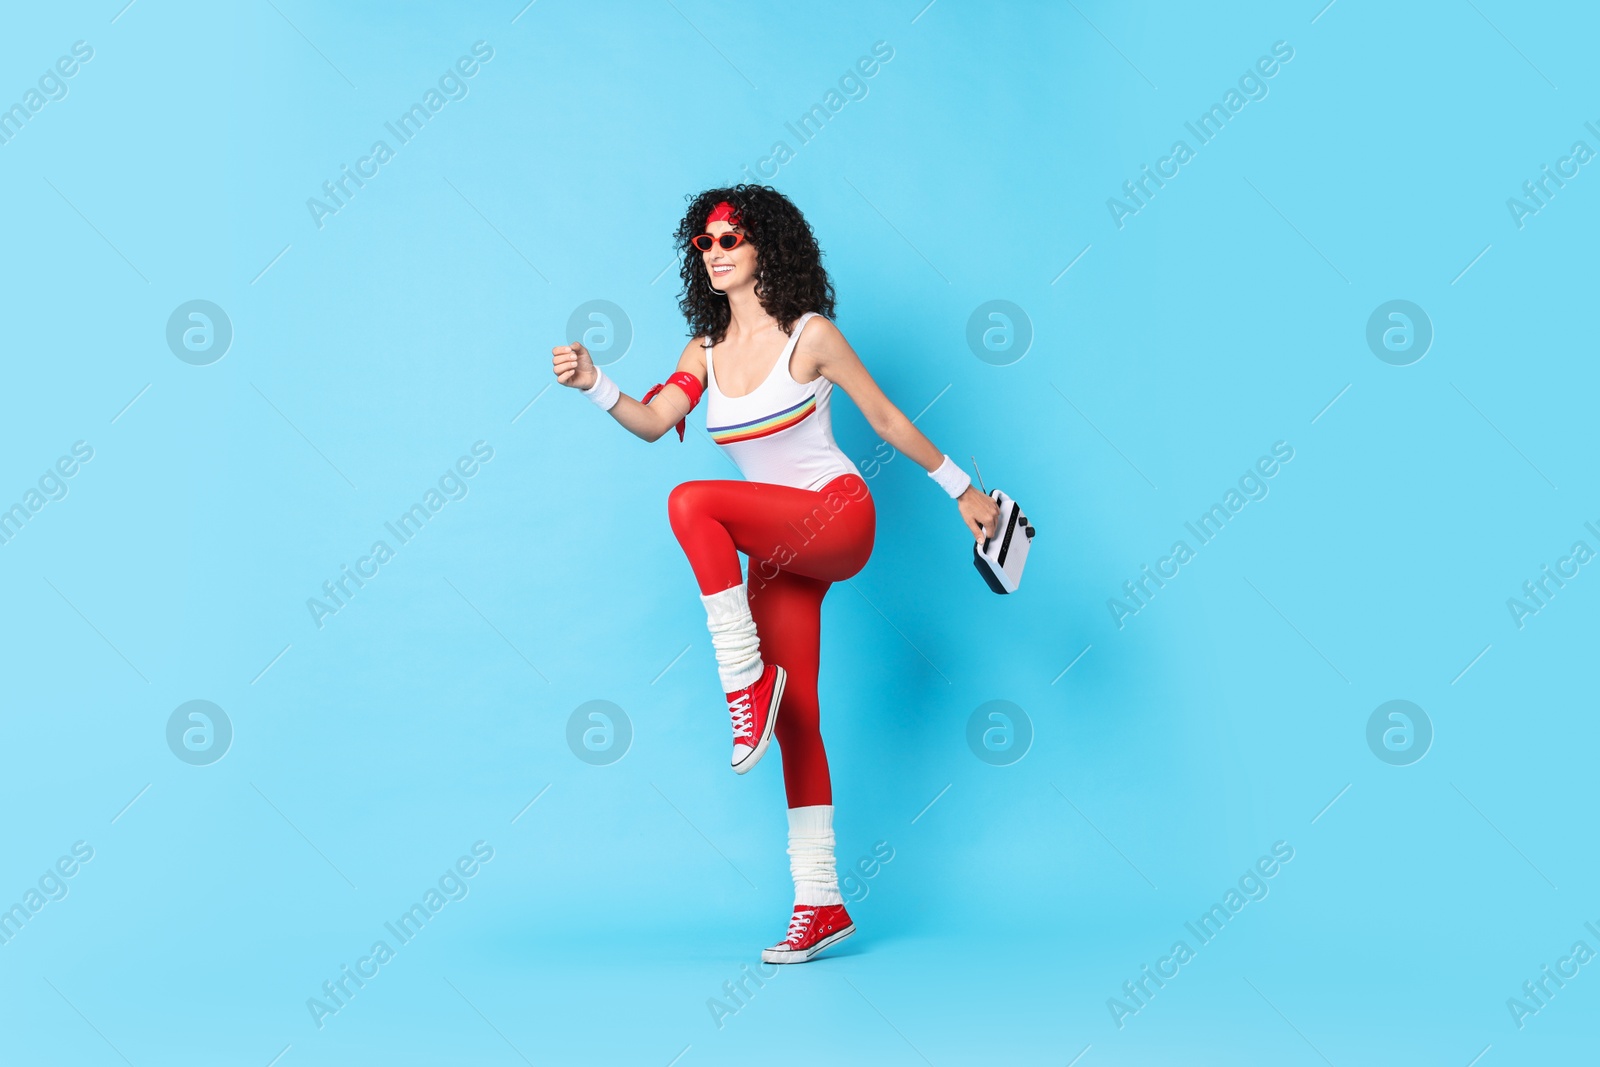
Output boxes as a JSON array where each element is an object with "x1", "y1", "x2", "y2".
[{"x1": 691, "y1": 231, "x2": 747, "y2": 252}]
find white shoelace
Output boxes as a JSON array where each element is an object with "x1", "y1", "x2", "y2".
[
  {"x1": 784, "y1": 907, "x2": 815, "y2": 945},
  {"x1": 728, "y1": 691, "x2": 754, "y2": 742}
]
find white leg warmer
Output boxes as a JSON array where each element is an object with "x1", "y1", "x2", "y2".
[
  {"x1": 701, "y1": 583, "x2": 764, "y2": 691},
  {"x1": 787, "y1": 804, "x2": 843, "y2": 906}
]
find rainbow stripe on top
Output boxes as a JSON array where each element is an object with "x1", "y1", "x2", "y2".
[{"x1": 708, "y1": 395, "x2": 816, "y2": 445}]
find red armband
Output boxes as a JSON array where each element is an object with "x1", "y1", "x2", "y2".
[{"x1": 640, "y1": 371, "x2": 705, "y2": 442}]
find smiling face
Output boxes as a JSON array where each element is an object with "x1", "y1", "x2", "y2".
[{"x1": 702, "y1": 219, "x2": 756, "y2": 294}]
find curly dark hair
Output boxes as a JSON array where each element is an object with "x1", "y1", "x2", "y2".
[{"x1": 674, "y1": 184, "x2": 836, "y2": 345}]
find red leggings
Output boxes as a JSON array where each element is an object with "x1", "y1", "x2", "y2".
[{"x1": 667, "y1": 473, "x2": 876, "y2": 808}]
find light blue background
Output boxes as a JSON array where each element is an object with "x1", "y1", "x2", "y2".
[{"x1": 2, "y1": 1, "x2": 1596, "y2": 1063}]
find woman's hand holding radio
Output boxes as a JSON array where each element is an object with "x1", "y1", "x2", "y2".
[{"x1": 958, "y1": 485, "x2": 1000, "y2": 544}]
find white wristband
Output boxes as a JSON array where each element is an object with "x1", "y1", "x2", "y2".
[
  {"x1": 928, "y1": 454, "x2": 972, "y2": 498},
  {"x1": 580, "y1": 367, "x2": 620, "y2": 411}
]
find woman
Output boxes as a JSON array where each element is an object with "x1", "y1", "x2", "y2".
[{"x1": 551, "y1": 185, "x2": 998, "y2": 963}]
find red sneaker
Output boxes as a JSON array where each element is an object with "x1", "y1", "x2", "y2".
[
  {"x1": 762, "y1": 903, "x2": 855, "y2": 964},
  {"x1": 727, "y1": 663, "x2": 784, "y2": 774}
]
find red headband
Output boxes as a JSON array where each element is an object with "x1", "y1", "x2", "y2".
[{"x1": 706, "y1": 200, "x2": 741, "y2": 226}]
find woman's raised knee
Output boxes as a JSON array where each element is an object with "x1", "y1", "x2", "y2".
[{"x1": 666, "y1": 480, "x2": 713, "y2": 530}]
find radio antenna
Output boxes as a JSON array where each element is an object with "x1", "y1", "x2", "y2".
[{"x1": 970, "y1": 455, "x2": 987, "y2": 495}]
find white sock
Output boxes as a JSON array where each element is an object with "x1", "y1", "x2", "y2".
[
  {"x1": 701, "y1": 583, "x2": 764, "y2": 691},
  {"x1": 787, "y1": 804, "x2": 843, "y2": 906}
]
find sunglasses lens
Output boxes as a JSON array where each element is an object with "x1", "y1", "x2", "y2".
[
  {"x1": 719, "y1": 234, "x2": 741, "y2": 249},
  {"x1": 691, "y1": 235, "x2": 712, "y2": 251}
]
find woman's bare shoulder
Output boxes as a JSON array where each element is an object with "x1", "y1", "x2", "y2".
[
  {"x1": 790, "y1": 314, "x2": 853, "y2": 382},
  {"x1": 800, "y1": 314, "x2": 856, "y2": 359},
  {"x1": 674, "y1": 335, "x2": 709, "y2": 379}
]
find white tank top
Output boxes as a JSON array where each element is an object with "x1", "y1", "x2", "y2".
[{"x1": 704, "y1": 311, "x2": 858, "y2": 492}]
